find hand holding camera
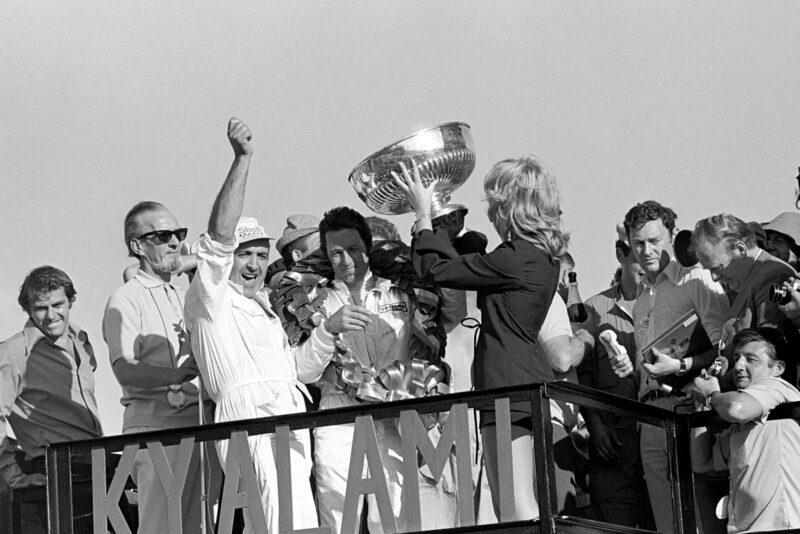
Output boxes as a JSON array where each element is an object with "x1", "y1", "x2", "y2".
[{"x1": 772, "y1": 276, "x2": 800, "y2": 327}]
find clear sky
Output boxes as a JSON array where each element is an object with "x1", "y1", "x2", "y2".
[{"x1": 2, "y1": 1, "x2": 800, "y2": 432}]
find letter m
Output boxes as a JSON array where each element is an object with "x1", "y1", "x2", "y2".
[{"x1": 399, "y1": 403, "x2": 473, "y2": 530}]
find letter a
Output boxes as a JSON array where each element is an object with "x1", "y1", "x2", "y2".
[
  {"x1": 217, "y1": 431, "x2": 269, "y2": 533},
  {"x1": 341, "y1": 416, "x2": 397, "y2": 534}
]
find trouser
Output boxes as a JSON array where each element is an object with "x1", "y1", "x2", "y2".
[
  {"x1": 588, "y1": 427, "x2": 653, "y2": 528},
  {"x1": 640, "y1": 396, "x2": 681, "y2": 533},
  {"x1": 640, "y1": 396, "x2": 725, "y2": 534},
  {"x1": 127, "y1": 425, "x2": 205, "y2": 534},
  {"x1": 314, "y1": 419, "x2": 406, "y2": 534},
  {"x1": 216, "y1": 428, "x2": 317, "y2": 534},
  {"x1": 480, "y1": 420, "x2": 588, "y2": 522},
  {"x1": 19, "y1": 451, "x2": 135, "y2": 533}
]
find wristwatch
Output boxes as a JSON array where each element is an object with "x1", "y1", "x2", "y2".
[
  {"x1": 705, "y1": 390, "x2": 720, "y2": 410},
  {"x1": 675, "y1": 358, "x2": 688, "y2": 376}
]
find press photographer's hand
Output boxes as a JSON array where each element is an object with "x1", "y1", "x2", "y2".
[{"x1": 778, "y1": 276, "x2": 800, "y2": 327}]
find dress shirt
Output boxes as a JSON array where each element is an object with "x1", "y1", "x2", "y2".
[
  {"x1": 103, "y1": 269, "x2": 199, "y2": 431},
  {"x1": 713, "y1": 377, "x2": 800, "y2": 531},
  {"x1": 633, "y1": 260, "x2": 729, "y2": 398},
  {"x1": 0, "y1": 321, "x2": 102, "y2": 460},
  {"x1": 578, "y1": 284, "x2": 638, "y2": 429}
]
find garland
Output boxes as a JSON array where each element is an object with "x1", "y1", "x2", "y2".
[{"x1": 276, "y1": 240, "x2": 450, "y2": 402}]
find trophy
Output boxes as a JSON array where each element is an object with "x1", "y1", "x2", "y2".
[{"x1": 348, "y1": 122, "x2": 476, "y2": 217}]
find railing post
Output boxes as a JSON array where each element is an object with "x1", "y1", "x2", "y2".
[
  {"x1": 666, "y1": 416, "x2": 696, "y2": 534},
  {"x1": 46, "y1": 443, "x2": 73, "y2": 534},
  {"x1": 530, "y1": 383, "x2": 556, "y2": 534}
]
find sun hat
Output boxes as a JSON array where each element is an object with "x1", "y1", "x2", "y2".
[
  {"x1": 762, "y1": 212, "x2": 800, "y2": 245},
  {"x1": 275, "y1": 214, "x2": 320, "y2": 255},
  {"x1": 236, "y1": 216, "x2": 273, "y2": 246}
]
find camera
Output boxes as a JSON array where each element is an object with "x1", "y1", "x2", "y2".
[{"x1": 769, "y1": 280, "x2": 800, "y2": 305}]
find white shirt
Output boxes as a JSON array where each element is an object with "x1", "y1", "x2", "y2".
[
  {"x1": 536, "y1": 296, "x2": 581, "y2": 430},
  {"x1": 713, "y1": 377, "x2": 800, "y2": 532}
]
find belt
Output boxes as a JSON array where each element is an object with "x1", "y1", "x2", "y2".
[{"x1": 640, "y1": 388, "x2": 677, "y2": 403}]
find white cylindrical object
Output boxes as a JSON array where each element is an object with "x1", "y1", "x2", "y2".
[{"x1": 599, "y1": 329, "x2": 633, "y2": 378}]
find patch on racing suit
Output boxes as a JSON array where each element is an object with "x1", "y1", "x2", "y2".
[{"x1": 377, "y1": 302, "x2": 408, "y2": 314}]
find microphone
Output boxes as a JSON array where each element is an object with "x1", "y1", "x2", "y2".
[{"x1": 599, "y1": 330, "x2": 633, "y2": 378}]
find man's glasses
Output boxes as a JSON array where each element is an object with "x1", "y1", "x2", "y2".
[{"x1": 137, "y1": 228, "x2": 188, "y2": 244}]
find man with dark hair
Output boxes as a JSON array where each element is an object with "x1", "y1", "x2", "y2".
[
  {"x1": 692, "y1": 327, "x2": 800, "y2": 532},
  {"x1": 692, "y1": 213, "x2": 800, "y2": 381},
  {"x1": 103, "y1": 199, "x2": 206, "y2": 533},
  {"x1": 319, "y1": 206, "x2": 374, "y2": 260},
  {"x1": 577, "y1": 224, "x2": 651, "y2": 527},
  {"x1": 295, "y1": 205, "x2": 439, "y2": 533},
  {"x1": 0, "y1": 266, "x2": 103, "y2": 528},
  {"x1": 624, "y1": 200, "x2": 730, "y2": 534}
]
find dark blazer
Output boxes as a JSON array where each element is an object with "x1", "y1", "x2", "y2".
[{"x1": 412, "y1": 229, "x2": 559, "y2": 423}]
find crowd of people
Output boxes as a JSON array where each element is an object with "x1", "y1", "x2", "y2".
[{"x1": 2, "y1": 117, "x2": 800, "y2": 534}]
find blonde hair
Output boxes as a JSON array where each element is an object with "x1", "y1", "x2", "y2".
[{"x1": 484, "y1": 155, "x2": 569, "y2": 258}]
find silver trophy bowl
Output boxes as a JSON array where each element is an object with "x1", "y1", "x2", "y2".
[{"x1": 348, "y1": 122, "x2": 476, "y2": 217}]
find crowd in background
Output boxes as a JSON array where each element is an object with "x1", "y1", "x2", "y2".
[{"x1": 3, "y1": 117, "x2": 800, "y2": 534}]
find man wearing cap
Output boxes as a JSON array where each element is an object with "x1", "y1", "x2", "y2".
[
  {"x1": 762, "y1": 212, "x2": 800, "y2": 270},
  {"x1": 691, "y1": 214, "x2": 800, "y2": 382},
  {"x1": 183, "y1": 118, "x2": 325, "y2": 533},
  {"x1": 103, "y1": 201, "x2": 207, "y2": 533},
  {"x1": 266, "y1": 214, "x2": 321, "y2": 292},
  {"x1": 577, "y1": 226, "x2": 651, "y2": 527},
  {"x1": 276, "y1": 214, "x2": 321, "y2": 270}
]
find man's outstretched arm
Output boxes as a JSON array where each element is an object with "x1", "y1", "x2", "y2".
[{"x1": 208, "y1": 117, "x2": 254, "y2": 245}]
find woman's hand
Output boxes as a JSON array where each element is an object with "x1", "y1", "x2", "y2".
[{"x1": 392, "y1": 160, "x2": 435, "y2": 218}]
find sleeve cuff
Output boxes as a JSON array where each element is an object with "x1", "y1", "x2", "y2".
[
  {"x1": 313, "y1": 320, "x2": 336, "y2": 350},
  {"x1": 201, "y1": 233, "x2": 238, "y2": 257}
]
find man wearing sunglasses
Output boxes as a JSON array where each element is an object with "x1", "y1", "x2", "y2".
[{"x1": 102, "y1": 201, "x2": 207, "y2": 533}]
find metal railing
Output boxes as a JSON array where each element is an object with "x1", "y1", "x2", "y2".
[{"x1": 17, "y1": 381, "x2": 721, "y2": 533}]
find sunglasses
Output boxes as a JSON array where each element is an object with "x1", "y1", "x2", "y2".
[{"x1": 137, "y1": 228, "x2": 188, "y2": 244}]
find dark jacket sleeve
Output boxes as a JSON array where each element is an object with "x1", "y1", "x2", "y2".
[{"x1": 412, "y1": 229, "x2": 527, "y2": 292}]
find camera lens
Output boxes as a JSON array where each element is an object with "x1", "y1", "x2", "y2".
[{"x1": 769, "y1": 284, "x2": 791, "y2": 305}]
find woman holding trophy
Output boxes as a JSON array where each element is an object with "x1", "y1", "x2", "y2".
[{"x1": 394, "y1": 155, "x2": 568, "y2": 521}]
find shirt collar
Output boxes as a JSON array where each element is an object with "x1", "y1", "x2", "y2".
[
  {"x1": 134, "y1": 268, "x2": 172, "y2": 289},
  {"x1": 22, "y1": 319, "x2": 87, "y2": 353},
  {"x1": 330, "y1": 272, "x2": 395, "y2": 295},
  {"x1": 609, "y1": 284, "x2": 634, "y2": 320},
  {"x1": 641, "y1": 259, "x2": 684, "y2": 291}
]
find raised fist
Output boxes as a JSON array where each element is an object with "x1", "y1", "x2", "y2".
[{"x1": 228, "y1": 117, "x2": 253, "y2": 157}]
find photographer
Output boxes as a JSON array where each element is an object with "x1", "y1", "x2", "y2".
[
  {"x1": 692, "y1": 214, "x2": 800, "y2": 385},
  {"x1": 762, "y1": 212, "x2": 800, "y2": 270}
]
